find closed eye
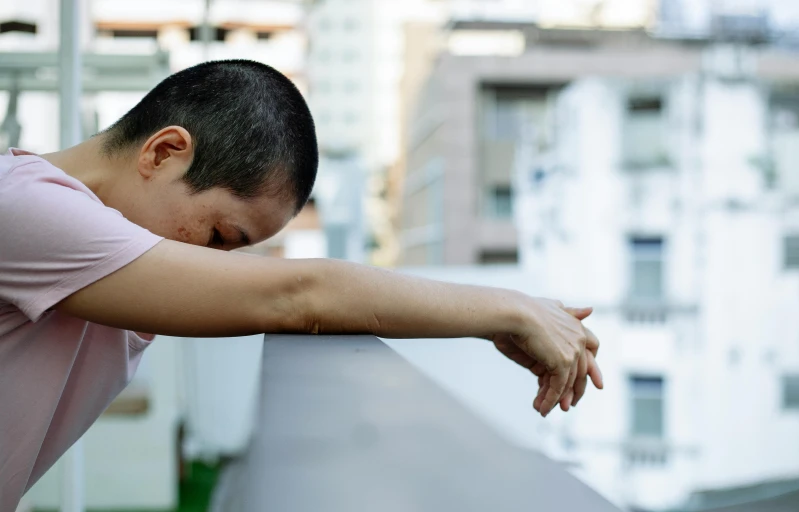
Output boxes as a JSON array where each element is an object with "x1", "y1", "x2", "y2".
[{"x1": 208, "y1": 228, "x2": 225, "y2": 248}]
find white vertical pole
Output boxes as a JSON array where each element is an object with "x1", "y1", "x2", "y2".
[
  {"x1": 60, "y1": 0, "x2": 81, "y2": 150},
  {"x1": 201, "y1": 0, "x2": 213, "y2": 61},
  {"x1": 59, "y1": 0, "x2": 84, "y2": 511}
]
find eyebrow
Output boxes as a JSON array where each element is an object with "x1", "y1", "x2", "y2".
[{"x1": 236, "y1": 226, "x2": 251, "y2": 246}]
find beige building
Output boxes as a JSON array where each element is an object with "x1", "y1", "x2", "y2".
[{"x1": 397, "y1": 21, "x2": 716, "y2": 266}]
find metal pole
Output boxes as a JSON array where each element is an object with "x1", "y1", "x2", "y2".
[
  {"x1": 59, "y1": 0, "x2": 85, "y2": 510},
  {"x1": 60, "y1": 0, "x2": 81, "y2": 149},
  {"x1": 0, "y1": 73, "x2": 22, "y2": 151},
  {"x1": 201, "y1": 0, "x2": 213, "y2": 61}
]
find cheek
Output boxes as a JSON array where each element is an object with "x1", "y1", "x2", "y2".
[
  {"x1": 148, "y1": 201, "x2": 211, "y2": 244},
  {"x1": 172, "y1": 215, "x2": 211, "y2": 245},
  {"x1": 175, "y1": 226, "x2": 194, "y2": 243},
  {"x1": 148, "y1": 190, "x2": 216, "y2": 245}
]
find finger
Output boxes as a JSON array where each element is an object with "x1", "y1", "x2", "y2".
[
  {"x1": 560, "y1": 393, "x2": 571, "y2": 412},
  {"x1": 534, "y1": 374, "x2": 549, "y2": 412},
  {"x1": 534, "y1": 375, "x2": 546, "y2": 411},
  {"x1": 535, "y1": 375, "x2": 544, "y2": 411},
  {"x1": 587, "y1": 351, "x2": 604, "y2": 389},
  {"x1": 573, "y1": 352, "x2": 589, "y2": 406},
  {"x1": 564, "y1": 306, "x2": 593, "y2": 321},
  {"x1": 561, "y1": 358, "x2": 579, "y2": 411},
  {"x1": 584, "y1": 326, "x2": 599, "y2": 356},
  {"x1": 541, "y1": 368, "x2": 569, "y2": 417}
]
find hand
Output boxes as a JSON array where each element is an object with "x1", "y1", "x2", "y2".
[
  {"x1": 489, "y1": 298, "x2": 603, "y2": 417},
  {"x1": 538, "y1": 323, "x2": 602, "y2": 413}
]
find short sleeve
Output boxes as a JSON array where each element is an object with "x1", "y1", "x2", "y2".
[{"x1": 0, "y1": 157, "x2": 164, "y2": 321}]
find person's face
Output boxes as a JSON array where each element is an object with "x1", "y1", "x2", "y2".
[{"x1": 109, "y1": 126, "x2": 296, "y2": 250}]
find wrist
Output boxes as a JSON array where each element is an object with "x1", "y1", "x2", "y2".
[{"x1": 489, "y1": 288, "x2": 527, "y2": 337}]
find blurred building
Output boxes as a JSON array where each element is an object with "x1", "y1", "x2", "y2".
[
  {"x1": 514, "y1": 43, "x2": 799, "y2": 508},
  {"x1": 394, "y1": 0, "x2": 799, "y2": 267},
  {"x1": 395, "y1": 3, "x2": 799, "y2": 512},
  {"x1": 394, "y1": 0, "x2": 663, "y2": 266},
  {"x1": 305, "y1": 0, "x2": 448, "y2": 265},
  {"x1": 400, "y1": 25, "x2": 683, "y2": 265}
]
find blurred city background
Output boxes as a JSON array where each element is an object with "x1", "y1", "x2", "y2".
[{"x1": 3, "y1": 0, "x2": 799, "y2": 510}]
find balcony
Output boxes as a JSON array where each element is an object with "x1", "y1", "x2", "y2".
[{"x1": 211, "y1": 334, "x2": 622, "y2": 511}]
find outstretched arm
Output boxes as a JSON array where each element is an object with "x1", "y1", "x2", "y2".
[{"x1": 58, "y1": 239, "x2": 601, "y2": 416}]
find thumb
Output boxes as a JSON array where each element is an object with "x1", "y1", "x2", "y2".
[{"x1": 564, "y1": 306, "x2": 593, "y2": 321}]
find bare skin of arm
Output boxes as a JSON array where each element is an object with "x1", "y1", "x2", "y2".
[{"x1": 57, "y1": 239, "x2": 602, "y2": 416}]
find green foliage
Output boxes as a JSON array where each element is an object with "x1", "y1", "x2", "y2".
[{"x1": 35, "y1": 461, "x2": 220, "y2": 512}]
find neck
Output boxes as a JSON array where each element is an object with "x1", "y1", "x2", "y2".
[{"x1": 39, "y1": 135, "x2": 135, "y2": 204}]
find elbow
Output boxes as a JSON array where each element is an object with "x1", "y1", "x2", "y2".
[{"x1": 254, "y1": 258, "x2": 325, "y2": 335}]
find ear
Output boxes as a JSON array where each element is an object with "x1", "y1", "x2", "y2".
[{"x1": 137, "y1": 126, "x2": 194, "y2": 180}]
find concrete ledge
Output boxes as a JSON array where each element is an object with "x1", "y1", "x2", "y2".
[{"x1": 213, "y1": 334, "x2": 621, "y2": 512}]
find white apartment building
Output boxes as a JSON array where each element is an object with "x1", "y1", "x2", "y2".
[{"x1": 512, "y1": 45, "x2": 799, "y2": 509}]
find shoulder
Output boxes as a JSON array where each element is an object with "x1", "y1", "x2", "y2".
[{"x1": 0, "y1": 151, "x2": 101, "y2": 203}]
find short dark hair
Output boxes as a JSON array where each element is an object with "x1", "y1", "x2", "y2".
[{"x1": 102, "y1": 59, "x2": 318, "y2": 213}]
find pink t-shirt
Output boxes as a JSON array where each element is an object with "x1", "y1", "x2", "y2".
[{"x1": 0, "y1": 149, "x2": 163, "y2": 509}]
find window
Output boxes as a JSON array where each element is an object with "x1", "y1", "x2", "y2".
[
  {"x1": 317, "y1": 17, "x2": 331, "y2": 31},
  {"x1": 630, "y1": 376, "x2": 664, "y2": 438},
  {"x1": 487, "y1": 185, "x2": 513, "y2": 218},
  {"x1": 783, "y1": 375, "x2": 799, "y2": 410},
  {"x1": 314, "y1": 81, "x2": 331, "y2": 94},
  {"x1": 479, "y1": 250, "x2": 518, "y2": 265},
  {"x1": 0, "y1": 21, "x2": 37, "y2": 34},
  {"x1": 317, "y1": 111, "x2": 331, "y2": 125},
  {"x1": 771, "y1": 95, "x2": 799, "y2": 194},
  {"x1": 315, "y1": 49, "x2": 331, "y2": 62},
  {"x1": 342, "y1": 49, "x2": 360, "y2": 62},
  {"x1": 630, "y1": 237, "x2": 664, "y2": 300},
  {"x1": 343, "y1": 18, "x2": 359, "y2": 31},
  {"x1": 188, "y1": 26, "x2": 228, "y2": 42},
  {"x1": 343, "y1": 111, "x2": 359, "y2": 125},
  {"x1": 784, "y1": 235, "x2": 799, "y2": 269},
  {"x1": 111, "y1": 29, "x2": 159, "y2": 39},
  {"x1": 343, "y1": 81, "x2": 359, "y2": 93},
  {"x1": 484, "y1": 87, "x2": 547, "y2": 142},
  {"x1": 479, "y1": 85, "x2": 550, "y2": 219},
  {"x1": 629, "y1": 98, "x2": 663, "y2": 112},
  {"x1": 623, "y1": 96, "x2": 668, "y2": 168}
]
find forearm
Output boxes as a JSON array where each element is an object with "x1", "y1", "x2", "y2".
[
  {"x1": 59, "y1": 240, "x2": 524, "y2": 340},
  {"x1": 286, "y1": 258, "x2": 525, "y2": 339}
]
